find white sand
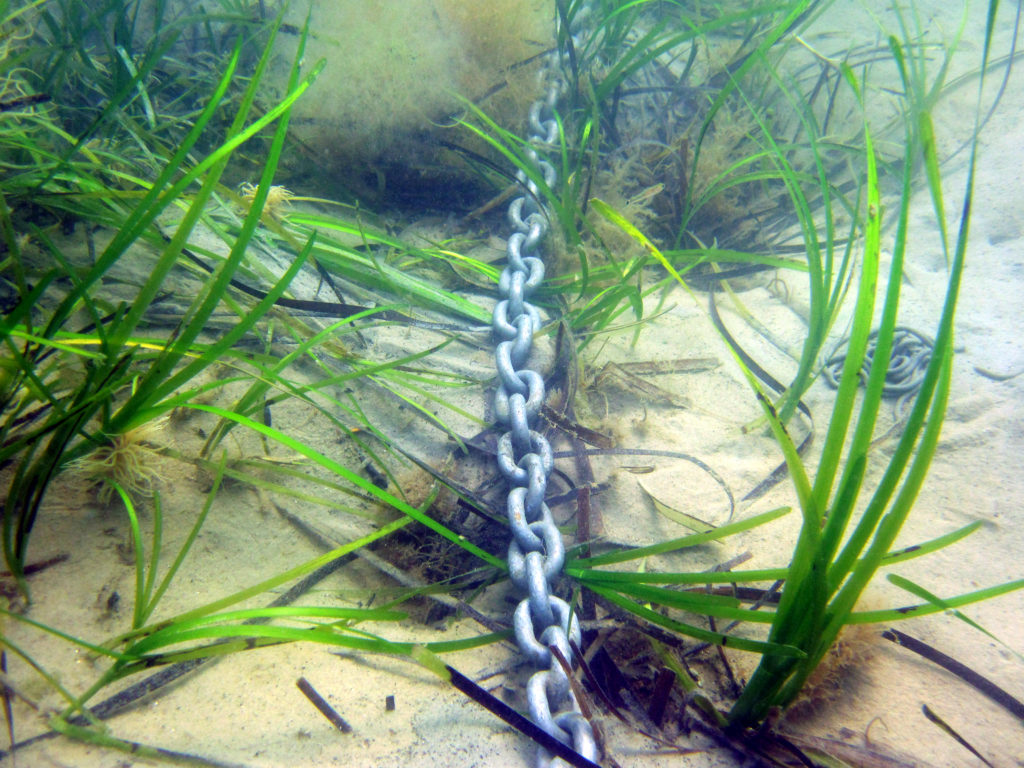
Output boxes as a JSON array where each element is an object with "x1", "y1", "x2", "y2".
[{"x1": 6, "y1": 2, "x2": 1023, "y2": 767}]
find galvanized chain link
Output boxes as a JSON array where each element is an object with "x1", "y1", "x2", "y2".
[{"x1": 492, "y1": 8, "x2": 597, "y2": 767}]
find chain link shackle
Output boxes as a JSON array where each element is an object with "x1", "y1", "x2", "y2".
[{"x1": 491, "y1": 5, "x2": 597, "y2": 766}]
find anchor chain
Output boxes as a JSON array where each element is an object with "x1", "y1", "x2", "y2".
[{"x1": 491, "y1": 7, "x2": 597, "y2": 767}]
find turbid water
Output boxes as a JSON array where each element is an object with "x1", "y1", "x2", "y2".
[{"x1": 3, "y1": 2, "x2": 1023, "y2": 767}]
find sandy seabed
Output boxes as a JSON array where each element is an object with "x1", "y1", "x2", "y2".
[{"x1": 6, "y1": 1, "x2": 1024, "y2": 767}]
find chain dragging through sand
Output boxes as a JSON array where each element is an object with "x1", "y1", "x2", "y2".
[{"x1": 490, "y1": 10, "x2": 598, "y2": 768}]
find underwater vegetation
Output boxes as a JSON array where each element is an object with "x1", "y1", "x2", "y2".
[
  {"x1": 68, "y1": 415, "x2": 169, "y2": 503},
  {"x1": 0, "y1": 0, "x2": 1021, "y2": 766}
]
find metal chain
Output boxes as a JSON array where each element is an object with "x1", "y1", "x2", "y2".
[{"x1": 492, "y1": 8, "x2": 597, "y2": 767}]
